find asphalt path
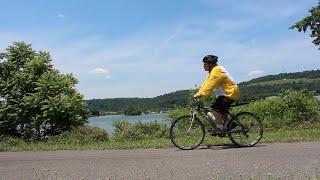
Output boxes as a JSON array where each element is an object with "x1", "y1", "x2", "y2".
[{"x1": 0, "y1": 141, "x2": 320, "y2": 180}]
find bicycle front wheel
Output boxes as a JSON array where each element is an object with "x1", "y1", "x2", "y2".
[
  {"x1": 170, "y1": 115, "x2": 205, "y2": 150},
  {"x1": 228, "y1": 112, "x2": 263, "y2": 147}
]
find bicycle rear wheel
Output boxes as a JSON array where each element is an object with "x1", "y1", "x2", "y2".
[
  {"x1": 228, "y1": 112, "x2": 263, "y2": 147},
  {"x1": 170, "y1": 115, "x2": 205, "y2": 150}
]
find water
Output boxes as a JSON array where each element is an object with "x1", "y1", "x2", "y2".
[{"x1": 87, "y1": 113, "x2": 168, "y2": 134}]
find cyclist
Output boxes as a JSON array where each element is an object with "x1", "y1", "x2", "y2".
[{"x1": 194, "y1": 55, "x2": 240, "y2": 135}]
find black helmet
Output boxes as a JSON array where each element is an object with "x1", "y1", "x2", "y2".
[{"x1": 202, "y1": 55, "x2": 218, "y2": 64}]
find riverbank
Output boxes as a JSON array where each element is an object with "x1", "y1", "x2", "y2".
[
  {"x1": 1, "y1": 126, "x2": 320, "y2": 152},
  {"x1": 88, "y1": 113, "x2": 168, "y2": 134}
]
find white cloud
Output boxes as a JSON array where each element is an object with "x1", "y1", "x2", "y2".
[
  {"x1": 248, "y1": 70, "x2": 264, "y2": 77},
  {"x1": 57, "y1": 13, "x2": 65, "y2": 18},
  {"x1": 89, "y1": 68, "x2": 109, "y2": 75},
  {"x1": 88, "y1": 68, "x2": 113, "y2": 80}
]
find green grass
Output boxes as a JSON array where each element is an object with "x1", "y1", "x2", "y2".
[{"x1": 1, "y1": 126, "x2": 320, "y2": 152}]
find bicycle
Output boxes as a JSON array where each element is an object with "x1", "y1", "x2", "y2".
[{"x1": 169, "y1": 99, "x2": 263, "y2": 150}]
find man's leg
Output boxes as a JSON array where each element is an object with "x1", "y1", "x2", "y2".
[
  {"x1": 213, "y1": 96, "x2": 234, "y2": 131},
  {"x1": 214, "y1": 111, "x2": 224, "y2": 128}
]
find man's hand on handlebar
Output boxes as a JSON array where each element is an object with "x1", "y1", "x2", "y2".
[{"x1": 193, "y1": 94, "x2": 201, "y2": 102}]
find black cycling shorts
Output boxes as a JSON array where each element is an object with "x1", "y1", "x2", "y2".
[{"x1": 212, "y1": 96, "x2": 234, "y2": 114}]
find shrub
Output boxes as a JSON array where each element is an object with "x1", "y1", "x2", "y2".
[
  {"x1": 112, "y1": 120, "x2": 168, "y2": 141},
  {"x1": 166, "y1": 107, "x2": 190, "y2": 121},
  {"x1": 124, "y1": 107, "x2": 142, "y2": 116},
  {"x1": 0, "y1": 42, "x2": 89, "y2": 140},
  {"x1": 0, "y1": 136, "x2": 25, "y2": 146},
  {"x1": 232, "y1": 89, "x2": 319, "y2": 128},
  {"x1": 48, "y1": 125, "x2": 108, "y2": 144}
]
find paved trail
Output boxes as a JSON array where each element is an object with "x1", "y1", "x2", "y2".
[{"x1": 0, "y1": 141, "x2": 320, "y2": 180}]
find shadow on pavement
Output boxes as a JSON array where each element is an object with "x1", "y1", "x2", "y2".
[
  {"x1": 171, "y1": 144, "x2": 266, "y2": 151},
  {"x1": 197, "y1": 143, "x2": 266, "y2": 150}
]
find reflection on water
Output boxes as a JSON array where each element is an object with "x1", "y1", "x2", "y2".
[{"x1": 87, "y1": 113, "x2": 168, "y2": 134}]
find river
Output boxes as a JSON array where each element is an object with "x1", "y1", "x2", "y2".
[{"x1": 87, "y1": 113, "x2": 168, "y2": 134}]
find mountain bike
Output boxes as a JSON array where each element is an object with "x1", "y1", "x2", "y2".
[{"x1": 169, "y1": 99, "x2": 263, "y2": 150}]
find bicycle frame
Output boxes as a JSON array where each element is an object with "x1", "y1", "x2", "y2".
[{"x1": 189, "y1": 101, "x2": 248, "y2": 135}]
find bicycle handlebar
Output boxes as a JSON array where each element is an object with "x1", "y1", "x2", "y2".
[{"x1": 194, "y1": 98, "x2": 209, "y2": 111}]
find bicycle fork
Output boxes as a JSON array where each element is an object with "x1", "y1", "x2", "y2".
[{"x1": 186, "y1": 112, "x2": 197, "y2": 134}]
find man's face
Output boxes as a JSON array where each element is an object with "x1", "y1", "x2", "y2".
[{"x1": 203, "y1": 62, "x2": 212, "y2": 71}]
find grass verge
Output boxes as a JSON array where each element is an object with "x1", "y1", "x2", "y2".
[{"x1": 1, "y1": 126, "x2": 320, "y2": 152}]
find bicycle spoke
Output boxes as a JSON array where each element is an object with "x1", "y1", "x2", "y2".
[
  {"x1": 170, "y1": 116, "x2": 205, "y2": 150},
  {"x1": 228, "y1": 112, "x2": 263, "y2": 147}
]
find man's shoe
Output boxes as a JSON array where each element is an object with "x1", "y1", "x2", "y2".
[{"x1": 208, "y1": 129, "x2": 226, "y2": 137}]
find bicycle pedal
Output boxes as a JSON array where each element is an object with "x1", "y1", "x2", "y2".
[
  {"x1": 207, "y1": 130, "x2": 217, "y2": 136},
  {"x1": 208, "y1": 129, "x2": 226, "y2": 137}
]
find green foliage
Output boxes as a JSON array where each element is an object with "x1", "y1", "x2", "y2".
[
  {"x1": 239, "y1": 70, "x2": 320, "y2": 101},
  {"x1": 167, "y1": 107, "x2": 191, "y2": 121},
  {"x1": 246, "y1": 70, "x2": 320, "y2": 83},
  {"x1": 124, "y1": 106, "x2": 142, "y2": 116},
  {"x1": 86, "y1": 90, "x2": 190, "y2": 112},
  {"x1": 48, "y1": 125, "x2": 108, "y2": 143},
  {"x1": 290, "y1": 0, "x2": 320, "y2": 48},
  {"x1": 89, "y1": 109, "x2": 100, "y2": 116},
  {"x1": 0, "y1": 42, "x2": 89, "y2": 140},
  {"x1": 112, "y1": 120, "x2": 168, "y2": 141},
  {"x1": 0, "y1": 136, "x2": 26, "y2": 146},
  {"x1": 232, "y1": 89, "x2": 319, "y2": 128}
]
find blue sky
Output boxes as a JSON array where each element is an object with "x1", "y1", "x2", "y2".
[{"x1": 1, "y1": 0, "x2": 320, "y2": 99}]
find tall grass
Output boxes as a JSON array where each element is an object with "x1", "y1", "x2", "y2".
[
  {"x1": 112, "y1": 120, "x2": 168, "y2": 141},
  {"x1": 231, "y1": 89, "x2": 319, "y2": 128}
]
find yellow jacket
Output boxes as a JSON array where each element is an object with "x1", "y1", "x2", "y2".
[{"x1": 196, "y1": 65, "x2": 239, "y2": 100}]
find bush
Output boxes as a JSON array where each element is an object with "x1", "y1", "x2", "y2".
[
  {"x1": 166, "y1": 107, "x2": 190, "y2": 121},
  {"x1": 0, "y1": 42, "x2": 89, "y2": 140},
  {"x1": 0, "y1": 136, "x2": 25, "y2": 146},
  {"x1": 232, "y1": 89, "x2": 319, "y2": 128},
  {"x1": 112, "y1": 120, "x2": 168, "y2": 141},
  {"x1": 48, "y1": 125, "x2": 108, "y2": 144},
  {"x1": 124, "y1": 107, "x2": 142, "y2": 116}
]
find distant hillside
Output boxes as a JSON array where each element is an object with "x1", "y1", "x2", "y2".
[
  {"x1": 243, "y1": 70, "x2": 320, "y2": 84},
  {"x1": 86, "y1": 70, "x2": 320, "y2": 113},
  {"x1": 239, "y1": 70, "x2": 320, "y2": 101},
  {"x1": 86, "y1": 90, "x2": 191, "y2": 113}
]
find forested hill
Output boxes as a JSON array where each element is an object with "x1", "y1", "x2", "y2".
[
  {"x1": 242, "y1": 70, "x2": 320, "y2": 84},
  {"x1": 86, "y1": 70, "x2": 320, "y2": 113},
  {"x1": 86, "y1": 90, "x2": 191, "y2": 113},
  {"x1": 239, "y1": 70, "x2": 320, "y2": 101}
]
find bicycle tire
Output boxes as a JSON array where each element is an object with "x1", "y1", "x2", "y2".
[
  {"x1": 228, "y1": 112, "x2": 263, "y2": 147},
  {"x1": 170, "y1": 115, "x2": 205, "y2": 150}
]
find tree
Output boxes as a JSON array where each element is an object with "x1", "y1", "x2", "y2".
[
  {"x1": 124, "y1": 106, "x2": 142, "y2": 116},
  {"x1": 0, "y1": 42, "x2": 89, "y2": 140},
  {"x1": 290, "y1": 1, "x2": 320, "y2": 49}
]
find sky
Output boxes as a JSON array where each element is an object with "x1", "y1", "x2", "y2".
[{"x1": 0, "y1": 0, "x2": 320, "y2": 99}]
